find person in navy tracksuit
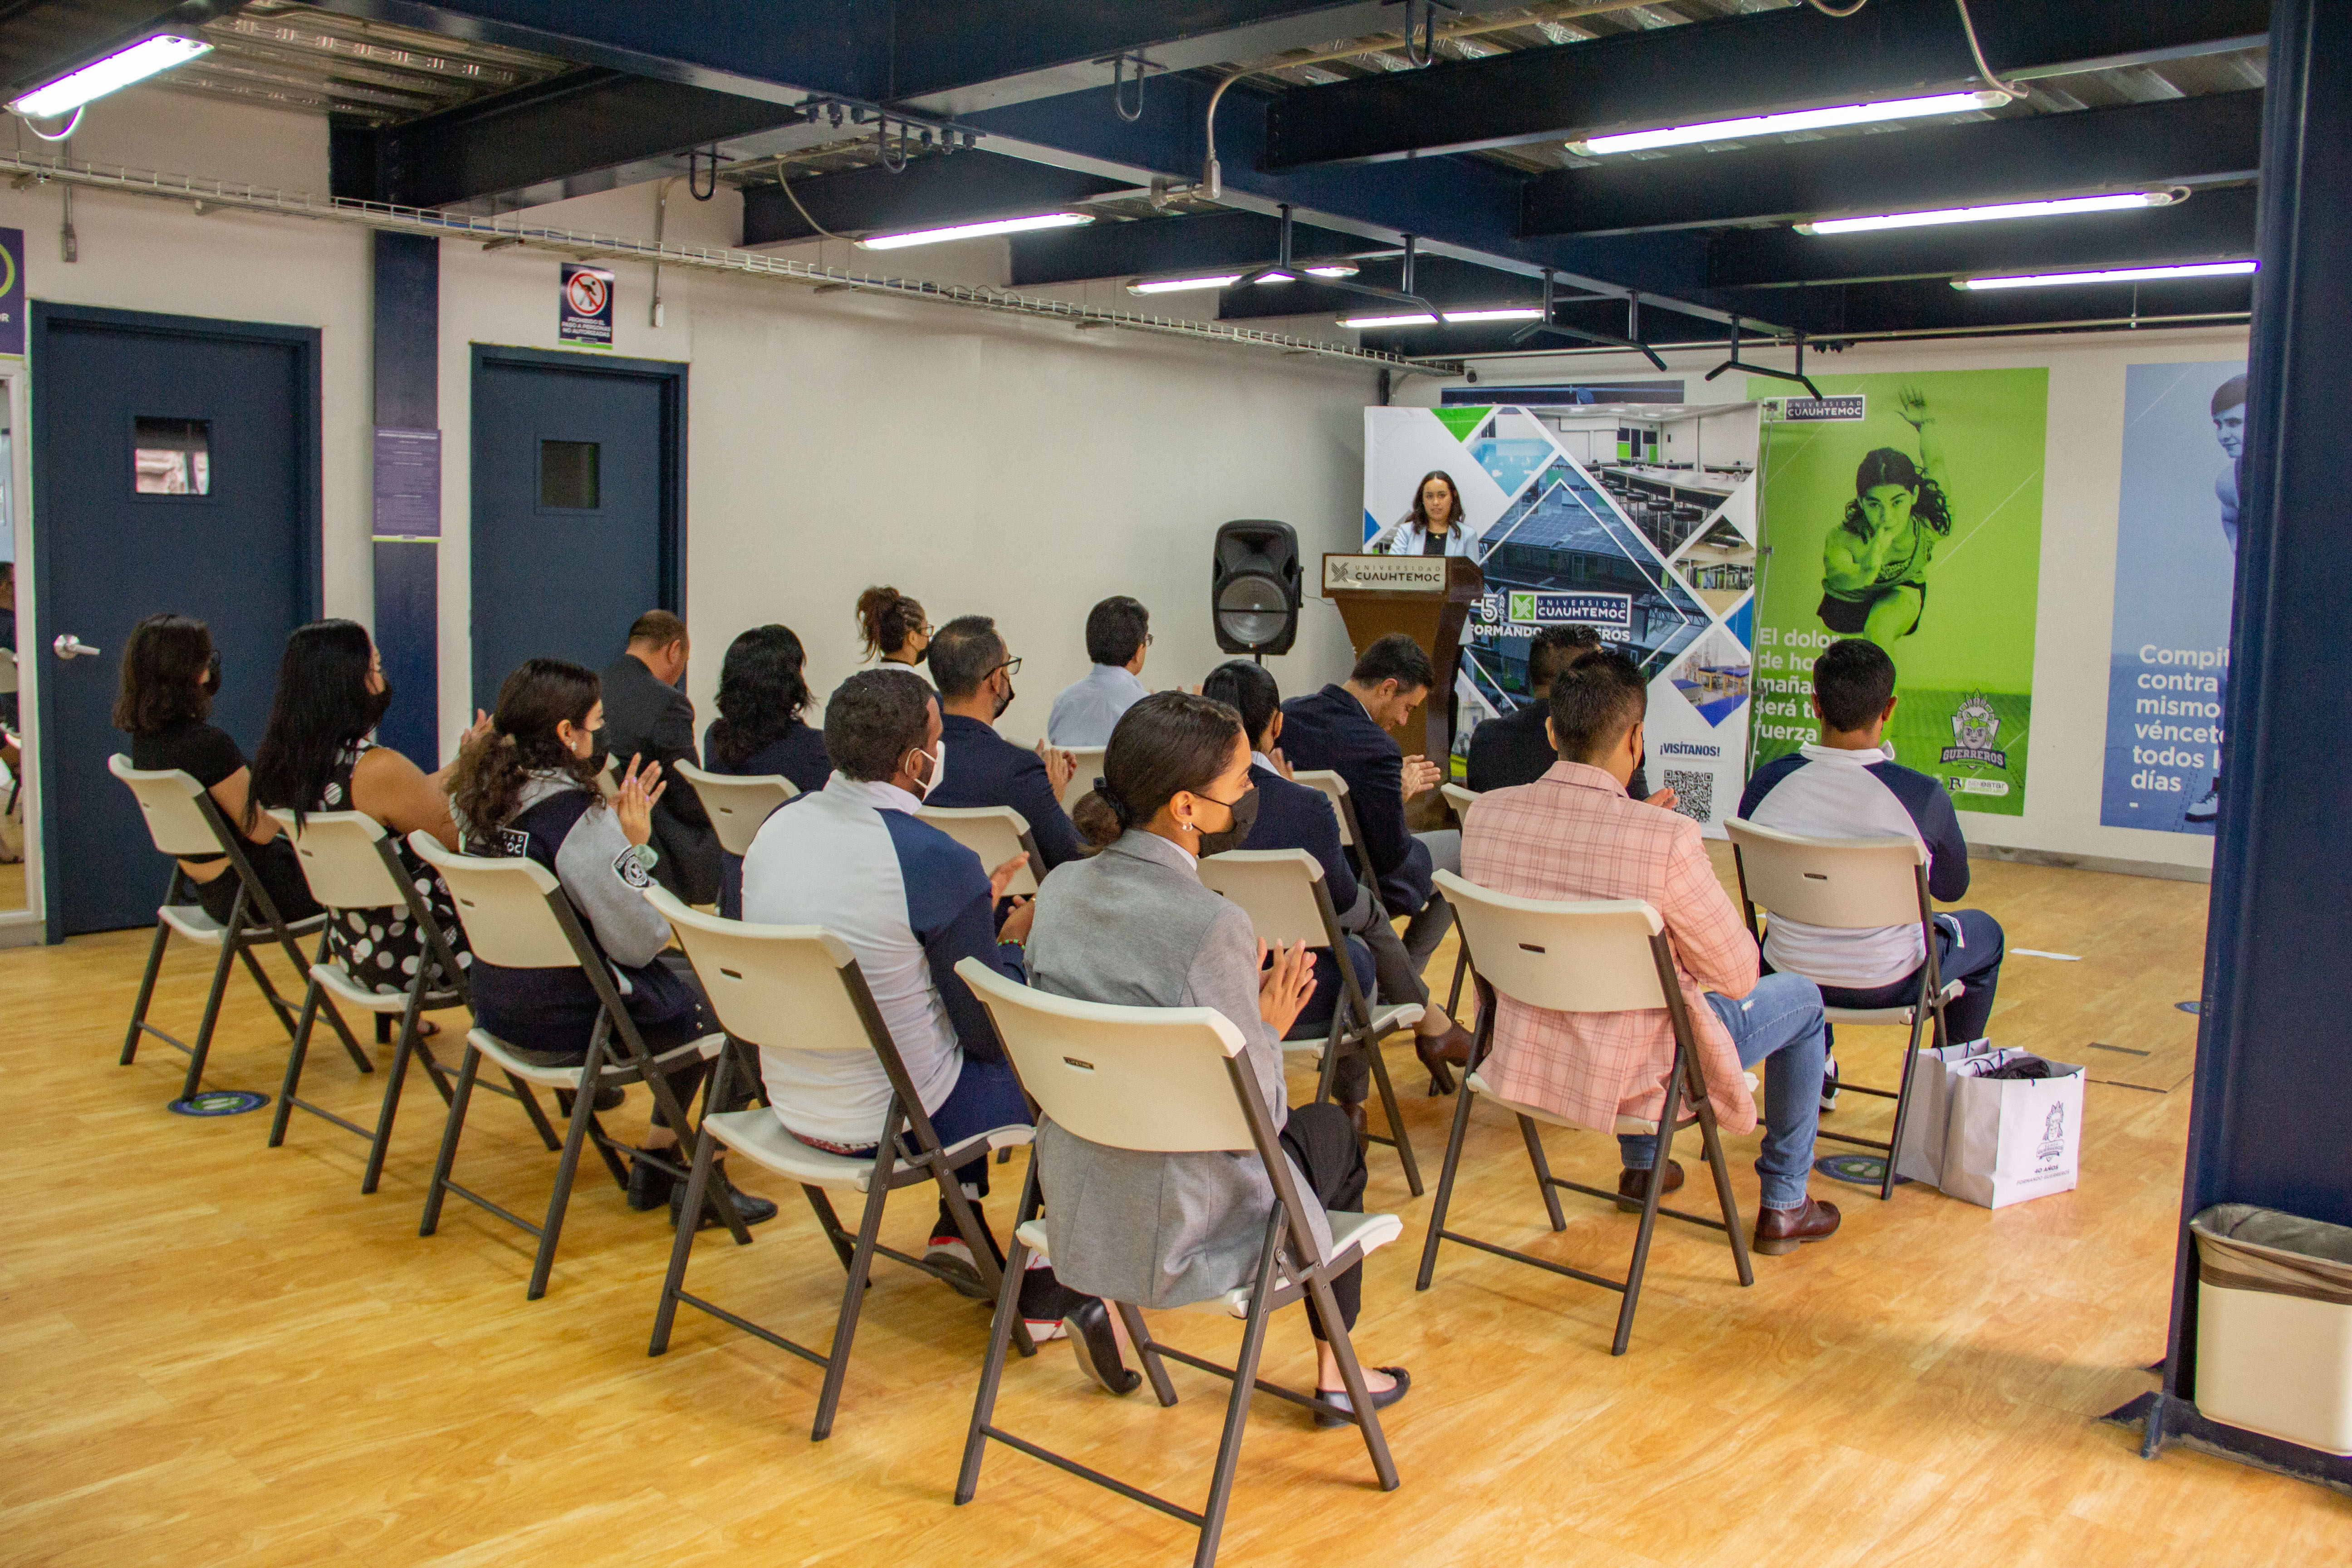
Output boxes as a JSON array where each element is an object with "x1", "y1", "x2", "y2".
[
  {"x1": 701, "y1": 623, "x2": 832, "y2": 918},
  {"x1": 921, "y1": 615, "x2": 1087, "y2": 873},
  {"x1": 1738, "y1": 638, "x2": 2005, "y2": 1108}
]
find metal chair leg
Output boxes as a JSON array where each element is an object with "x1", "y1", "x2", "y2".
[
  {"x1": 268, "y1": 977, "x2": 326, "y2": 1147},
  {"x1": 955, "y1": 1229, "x2": 1030, "y2": 1505},
  {"x1": 506, "y1": 1074, "x2": 562, "y2": 1151},
  {"x1": 1117, "y1": 1301, "x2": 1180, "y2": 1407},
  {"x1": 648, "y1": 1120, "x2": 720, "y2": 1356},
  {"x1": 121, "y1": 918, "x2": 172, "y2": 1066},
  {"x1": 1194, "y1": 1214, "x2": 1286, "y2": 1568},
  {"x1": 361, "y1": 987, "x2": 431, "y2": 1195},
  {"x1": 1309, "y1": 1274, "x2": 1400, "y2": 1490},
  {"x1": 811, "y1": 1172, "x2": 893, "y2": 1440},
  {"x1": 527, "y1": 1066, "x2": 603, "y2": 1300},
  {"x1": 1359, "y1": 1023, "x2": 1423, "y2": 1196},
  {"x1": 1611, "y1": 1067, "x2": 1687, "y2": 1357},
  {"x1": 420, "y1": 1045, "x2": 480, "y2": 1237},
  {"x1": 179, "y1": 907, "x2": 246, "y2": 1102},
  {"x1": 1692, "y1": 1099, "x2": 1754, "y2": 1287},
  {"x1": 1416, "y1": 1072, "x2": 1480, "y2": 1290}
]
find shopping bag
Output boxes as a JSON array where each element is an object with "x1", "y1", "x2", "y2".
[
  {"x1": 1892, "y1": 1040, "x2": 2009, "y2": 1186},
  {"x1": 1938, "y1": 1056, "x2": 2085, "y2": 1210}
]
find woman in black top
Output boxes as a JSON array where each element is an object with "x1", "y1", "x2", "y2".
[
  {"x1": 856, "y1": 585, "x2": 931, "y2": 670},
  {"x1": 250, "y1": 619, "x2": 477, "y2": 998},
  {"x1": 116, "y1": 613, "x2": 319, "y2": 927},
  {"x1": 702, "y1": 623, "x2": 829, "y2": 918}
]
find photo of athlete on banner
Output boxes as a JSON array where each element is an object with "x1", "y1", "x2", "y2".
[{"x1": 1818, "y1": 387, "x2": 1954, "y2": 652}]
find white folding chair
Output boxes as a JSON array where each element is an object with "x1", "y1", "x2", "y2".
[
  {"x1": 1058, "y1": 746, "x2": 1107, "y2": 817},
  {"x1": 1438, "y1": 783, "x2": 1480, "y2": 1015},
  {"x1": 1725, "y1": 817, "x2": 1961, "y2": 1203},
  {"x1": 1290, "y1": 768, "x2": 1379, "y2": 893},
  {"x1": 1197, "y1": 848, "x2": 1427, "y2": 1196},
  {"x1": 1415, "y1": 869, "x2": 1753, "y2": 1356},
  {"x1": 265, "y1": 810, "x2": 560, "y2": 1191},
  {"x1": 953, "y1": 958, "x2": 1402, "y2": 1568},
  {"x1": 918, "y1": 804, "x2": 1043, "y2": 896},
  {"x1": 409, "y1": 832, "x2": 745, "y2": 1299},
  {"x1": 108, "y1": 755, "x2": 356, "y2": 1105},
  {"x1": 644, "y1": 888, "x2": 1037, "y2": 1439},
  {"x1": 671, "y1": 761, "x2": 798, "y2": 858}
]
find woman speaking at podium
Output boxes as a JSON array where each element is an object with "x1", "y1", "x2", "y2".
[{"x1": 1374, "y1": 470, "x2": 1475, "y2": 556}]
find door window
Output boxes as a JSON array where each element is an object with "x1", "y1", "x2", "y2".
[
  {"x1": 133, "y1": 416, "x2": 211, "y2": 495},
  {"x1": 539, "y1": 439, "x2": 600, "y2": 510}
]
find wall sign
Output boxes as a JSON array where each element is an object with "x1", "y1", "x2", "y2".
[
  {"x1": 372, "y1": 427, "x2": 441, "y2": 537},
  {"x1": 0, "y1": 228, "x2": 22, "y2": 358},
  {"x1": 1324, "y1": 554, "x2": 1448, "y2": 592},
  {"x1": 559, "y1": 263, "x2": 614, "y2": 347}
]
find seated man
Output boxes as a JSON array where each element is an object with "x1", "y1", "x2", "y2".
[
  {"x1": 1468, "y1": 624, "x2": 1662, "y2": 804},
  {"x1": 1047, "y1": 595, "x2": 1152, "y2": 747},
  {"x1": 1203, "y1": 659, "x2": 1475, "y2": 1117},
  {"x1": 1461, "y1": 651, "x2": 1838, "y2": 1254},
  {"x1": 741, "y1": 668, "x2": 1122, "y2": 1364},
  {"x1": 923, "y1": 615, "x2": 1087, "y2": 872},
  {"x1": 1738, "y1": 637, "x2": 2005, "y2": 1109},
  {"x1": 1279, "y1": 633, "x2": 1459, "y2": 978},
  {"x1": 600, "y1": 610, "x2": 722, "y2": 904}
]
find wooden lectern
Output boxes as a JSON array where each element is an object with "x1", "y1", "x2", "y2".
[{"x1": 1321, "y1": 554, "x2": 1485, "y2": 765}]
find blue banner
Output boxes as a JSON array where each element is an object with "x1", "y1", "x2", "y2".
[
  {"x1": 0, "y1": 228, "x2": 22, "y2": 358},
  {"x1": 2099, "y1": 360, "x2": 2245, "y2": 835}
]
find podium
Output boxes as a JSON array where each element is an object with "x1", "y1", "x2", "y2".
[{"x1": 1322, "y1": 554, "x2": 1485, "y2": 764}]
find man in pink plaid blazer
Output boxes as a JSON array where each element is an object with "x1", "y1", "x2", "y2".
[{"x1": 1460, "y1": 650, "x2": 1840, "y2": 1254}]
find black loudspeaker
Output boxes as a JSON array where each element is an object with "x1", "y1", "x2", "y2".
[{"x1": 1212, "y1": 520, "x2": 1303, "y2": 657}]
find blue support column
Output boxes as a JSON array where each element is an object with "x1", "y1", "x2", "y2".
[
  {"x1": 2110, "y1": 0, "x2": 2352, "y2": 1486},
  {"x1": 371, "y1": 231, "x2": 442, "y2": 766}
]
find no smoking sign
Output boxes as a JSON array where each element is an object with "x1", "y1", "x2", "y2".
[{"x1": 560, "y1": 262, "x2": 616, "y2": 347}]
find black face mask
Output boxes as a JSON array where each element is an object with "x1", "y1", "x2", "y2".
[
  {"x1": 1195, "y1": 784, "x2": 1260, "y2": 858},
  {"x1": 583, "y1": 725, "x2": 610, "y2": 774},
  {"x1": 201, "y1": 651, "x2": 222, "y2": 697},
  {"x1": 991, "y1": 676, "x2": 1016, "y2": 721},
  {"x1": 363, "y1": 682, "x2": 394, "y2": 732}
]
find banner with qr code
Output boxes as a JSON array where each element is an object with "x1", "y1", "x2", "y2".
[
  {"x1": 1365, "y1": 402, "x2": 1762, "y2": 834},
  {"x1": 1746, "y1": 369, "x2": 2049, "y2": 817}
]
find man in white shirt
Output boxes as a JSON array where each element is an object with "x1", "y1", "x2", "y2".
[
  {"x1": 1737, "y1": 638, "x2": 2006, "y2": 1109},
  {"x1": 742, "y1": 668, "x2": 1121, "y2": 1366},
  {"x1": 1046, "y1": 596, "x2": 1152, "y2": 747}
]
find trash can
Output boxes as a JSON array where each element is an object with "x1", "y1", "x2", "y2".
[{"x1": 2191, "y1": 1204, "x2": 2352, "y2": 1455}]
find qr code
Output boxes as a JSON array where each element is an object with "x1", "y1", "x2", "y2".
[{"x1": 1661, "y1": 769, "x2": 1712, "y2": 824}]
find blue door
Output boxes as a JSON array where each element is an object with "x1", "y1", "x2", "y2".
[
  {"x1": 32, "y1": 305, "x2": 320, "y2": 936},
  {"x1": 470, "y1": 347, "x2": 683, "y2": 709}
]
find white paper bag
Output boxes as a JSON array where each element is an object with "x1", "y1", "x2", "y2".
[
  {"x1": 1938, "y1": 1057, "x2": 2085, "y2": 1209},
  {"x1": 1893, "y1": 1041, "x2": 2011, "y2": 1186}
]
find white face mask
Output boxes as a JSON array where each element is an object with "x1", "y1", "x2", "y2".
[{"x1": 910, "y1": 740, "x2": 946, "y2": 801}]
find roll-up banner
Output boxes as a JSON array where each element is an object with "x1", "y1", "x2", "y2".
[
  {"x1": 1363, "y1": 403, "x2": 1761, "y2": 833},
  {"x1": 2099, "y1": 360, "x2": 2244, "y2": 835},
  {"x1": 1747, "y1": 370, "x2": 2050, "y2": 817}
]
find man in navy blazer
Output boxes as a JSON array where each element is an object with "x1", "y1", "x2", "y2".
[
  {"x1": 1467, "y1": 625, "x2": 1665, "y2": 804},
  {"x1": 922, "y1": 615, "x2": 1086, "y2": 872}
]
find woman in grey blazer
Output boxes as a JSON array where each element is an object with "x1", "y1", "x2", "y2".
[{"x1": 1025, "y1": 691, "x2": 1411, "y2": 1421}]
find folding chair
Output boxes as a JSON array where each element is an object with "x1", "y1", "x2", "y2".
[
  {"x1": 1438, "y1": 782, "x2": 1480, "y2": 1017},
  {"x1": 1196, "y1": 848, "x2": 1426, "y2": 1196},
  {"x1": 644, "y1": 887, "x2": 1037, "y2": 1439},
  {"x1": 408, "y1": 832, "x2": 747, "y2": 1299},
  {"x1": 952, "y1": 957, "x2": 1403, "y2": 1568},
  {"x1": 1058, "y1": 746, "x2": 1107, "y2": 818},
  {"x1": 918, "y1": 804, "x2": 1043, "y2": 895},
  {"x1": 672, "y1": 761, "x2": 798, "y2": 857},
  {"x1": 1290, "y1": 768, "x2": 1379, "y2": 893},
  {"x1": 265, "y1": 810, "x2": 561, "y2": 1191},
  {"x1": 109, "y1": 755, "x2": 362, "y2": 1104},
  {"x1": 1415, "y1": 869, "x2": 1753, "y2": 1356},
  {"x1": 1725, "y1": 817, "x2": 1961, "y2": 1203}
]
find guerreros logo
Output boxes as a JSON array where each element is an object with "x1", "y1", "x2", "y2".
[{"x1": 1938, "y1": 692, "x2": 2008, "y2": 770}]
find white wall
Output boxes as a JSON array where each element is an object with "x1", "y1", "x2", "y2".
[{"x1": 1421, "y1": 328, "x2": 2254, "y2": 875}]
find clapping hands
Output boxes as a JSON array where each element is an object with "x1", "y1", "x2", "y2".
[{"x1": 613, "y1": 754, "x2": 666, "y2": 847}]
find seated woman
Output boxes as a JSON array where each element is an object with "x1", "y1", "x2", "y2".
[
  {"x1": 701, "y1": 623, "x2": 831, "y2": 918},
  {"x1": 115, "y1": 612, "x2": 319, "y2": 928},
  {"x1": 446, "y1": 657, "x2": 775, "y2": 1230},
  {"x1": 1026, "y1": 692, "x2": 1411, "y2": 1417},
  {"x1": 856, "y1": 585, "x2": 932, "y2": 672},
  {"x1": 250, "y1": 619, "x2": 478, "y2": 1005}
]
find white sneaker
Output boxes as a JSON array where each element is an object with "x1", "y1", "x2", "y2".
[
  {"x1": 2185, "y1": 788, "x2": 2219, "y2": 823},
  {"x1": 1820, "y1": 1053, "x2": 1840, "y2": 1114}
]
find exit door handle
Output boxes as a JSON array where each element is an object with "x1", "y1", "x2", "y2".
[{"x1": 53, "y1": 633, "x2": 102, "y2": 661}]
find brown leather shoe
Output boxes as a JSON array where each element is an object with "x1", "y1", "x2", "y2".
[
  {"x1": 1342, "y1": 1098, "x2": 1370, "y2": 1145},
  {"x1": 1414, "y1": 1024, "x2": 1474, "y2": 1095},
  {"x1": 1614, "y1": 1160, "x2": 1684, "y2": 1212},
  {"x1": 1753, "y1": 1195, "x2": 1842, "y2": 1255}
]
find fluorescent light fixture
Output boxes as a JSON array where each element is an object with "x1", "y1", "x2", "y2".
[
  {"x1": 857, "y1": 212, "x2": 1092, "y2": 250},
  {"x1": 1126, "y1": 262, "x2": 1360, "y2": 295},
  {"x1": 1954, "y1": 260, "x2": 2257, "y2": 291},
  {"x1": 1340, "y1": 311, "x2": 1439, "y2": 328},
  {"x1": 1568, "y1": 89, "x2": 2007, "y2": 157},
  {"x1": 1798, "y1": 190, "x2": 2180, "y2": 236},
  {"x1": 10, "y1": 34, "x2": 212, "y2": 118},
  {"x1": 1440, "y1": 307, "x2": 1544, "y2": 324}
]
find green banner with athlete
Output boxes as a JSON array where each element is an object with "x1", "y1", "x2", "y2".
[{"x1": 1745, "y1": 368, "x2": 2048, "y2": 816}]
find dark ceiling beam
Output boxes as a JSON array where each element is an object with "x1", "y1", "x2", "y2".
[
  {"x1": 0, "y1": 0, "x2": 231, "y2": 103},
  {"x1": 328, "y1": 69, "x2": 807, "y2": 208},
  {"x1": 1006, "y1": 209, "x2": 1377, "y2": 286},
  {"x1": 739, "y1": 149, "x2": 1131, "y2": 245},
  {"x1": 1709, "y1": 186, "x2": 2260, "y2": 288},
  {"x1": 1262, "y1": 0, "x2": 2270, "y2": 168},
  {"x1": 1522, "y1": 90, "x2": 2264, "y2": 238},
  {"x1": 1761, "y1": 271, "x2": 2256, "y2": 339}
]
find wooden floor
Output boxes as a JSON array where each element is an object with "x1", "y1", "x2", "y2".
[{"x1": 5, "y1": 851, "x2": 2344, "y2": 1567}]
